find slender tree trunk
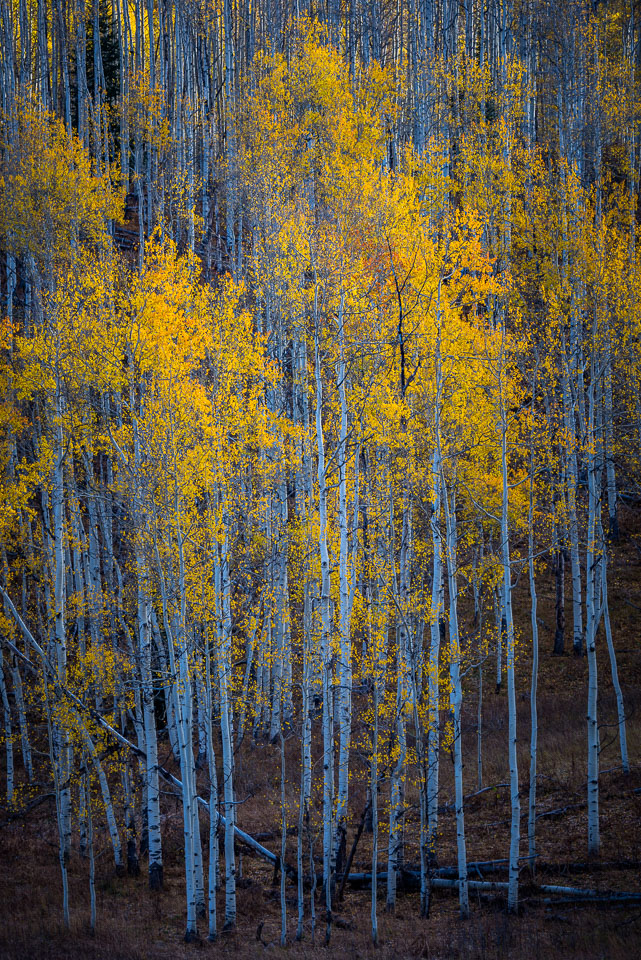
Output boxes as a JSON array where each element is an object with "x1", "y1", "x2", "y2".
[
  {"x1": 586, "y1": 364, "x2": 601, "y2": 857},
  {"x1": 205, "y1": 617, "x2": 219, "y2": 942},
  {"x1": 314, "y1": 285, "x2": 334, "y2": 942},
  {"x1": 500, "y1": 362, "x2": 520, "y2": 913},
  {"x1": 427, "y1": 298, "x2": 444, "y2": 863},
  {"x1": 215, "y1": 524, "x2": 237, "y2": 929},
  {"x1": 527, "y1": 401, "x2": 540, "y2": 872},
  {"x1": 597, "y1": 504, "x2": 629, "y2": 773},
  {"x1": 334, "y1": 295, "x2": 354, "y2": 884},
  {"x1": 443, "y1": 481, "x2": 469, "y2": 919},
  {"x1": 0, "y1": 646, "x2": 14, "y2": 803}
]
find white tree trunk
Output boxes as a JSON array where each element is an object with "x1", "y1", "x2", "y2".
[
  {"x1": 81, "y1": 727, "x2": 124, "y2": 873},
  {"x1": 52, "y1": 413, "x2": 72, "y2": 866},
  {"x1": 215, "y1": 525, "x2": 237, "y2": 929},
  {"x1": 136, "y1": 549, "x2": 163, "y2": 889},
  {"x1": 500, "y1": 375, "x2": 520, "y2": 912},
  {"x1": 314, "y1": 303, "x2": 334, "y2": 942},
  {"x1": 205, "y1": 619, "x2": 219, "y2": 941},
  {"x1": 527, "y1": 437, "x2": 540, "y2": 870},
  {"x1": 585, "y1": 369, "x2": 601, "y2": 856},
  {"x1": 11, "y1": 656, "x2": 32, "y2": 781},
  {"x1": 0, "y1": 647, "x2": 14, "y2": 803},
  {"x1": 599, "y1": 541, "x2": 629, "y2": 774},
  {"x1": 443, "y1": 481, "x2": 469, "y2": 919},
  {"x1": 335, "y1": 295, "x2": 354, "y2": 882},
  {"x1": 563, "y1": 366, "x2": 584, "y2": 655},
  {"x1": 427, "y1": 315, "x2": 444, "y2": 860}
]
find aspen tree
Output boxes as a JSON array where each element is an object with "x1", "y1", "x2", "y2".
[
  {"x1": 585, "y1": 349, "x2": 601, "y2": 856},
  {"x1": 386, "y1": 476, "x2": 408, "y2": 915},
  {"x1": 334, "y1": 293, "x2": 357, "y2": 884},
  {"x1": 11, "y1": 648, "x2": 32, "y2": 783},
  {"x1": 527, "y1": 364, "x2": 540, "y2": 871},
  {"x1": 313, "y1": 270, "x2": 335, "y2": 942},
  {"x1": 215, "y1": 518, "x2": 237, "y2": 930},
  {"x1": 130, "y1": 393, "x2": 164, "y2": 891},
  {"x1": 0, "y1": 642, "x2": 13, "y2": 803},
  {"x1": 367, "y1": 466, "x2": 387, "y2": 945},
  {"x1": 499, "y1": 333, "x2": 521, "y2": 913},
  {"x1": 596, "y1": 510, "x2": 629, "y2": 775},
  {"x1": 204, "y1": 609, "x2": 219, "y2": 942},
  {"x1": 443, "y1": 477, "x2": 469, "y2": 919},
  {"x1": 85, "y1": 763, "x2": 97, "y2": 934},
  {"x1": 426, "y1": 282, "x2": 444, "y2": 863}
]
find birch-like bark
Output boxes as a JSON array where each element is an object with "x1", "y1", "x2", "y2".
[
  {"x1": 215, "y1": 521, "x2": 237, "y2": 929},
  {"x1": 121, "y1": 754, "x2": 139, "y2": 876},
  {"x1": 224, "y1": 0, "x2": 236, "y2": 269},
  {"x1": 371, "y1": 486, "x2": 388, "y2": 944},
  {"x1": 387, "y1": 466, "x2": 411, "y2": 913},
  {"x1": 135, "y1": 546, "x2": 163, "y2": 889},
  {"x1": 603, "y1": 339, "x2": 618, "y2": 539},
  {"x1": 597, "y1": 517, "x2": 629, "y2": 774},
  {"x1": 370, "y1": 660, "x2": 380, "y2": 943},
  {"x1": 585, "y1": 362, "x2": 601, "y2": 856},
  {"x1": 156, "y1": 558, "x2": 199, "y2": 938},
  {"x1": 411, "y1": 611, "x2": 430, "y2": 914},
  {"x1": 500, "y1": 359, "x2": 520, "y2": 913},
  {"x1": 442, "y1": 481, "x2": 469, "y2": 919},
  {"x1": 527, "y1": 394, "x2": 540, "y2": 871},
  {"x1": 427, "y1": 296, "x2": 444, "y2": 860},
  {"x1": 85, "y1": 765, "x2": 96, "y2": 934},
  {"x1": 52, "y1": 404, "x2": 72, "y2": 867},
  {"x1": 10, "y1": 654, "x2": 32, "y2": 781},
  {"x1": 280, "y1": 728, "x2": 287, "y2": 946},
  {"x1": 296, "y1": 335, "x2": 314, "y2": 939},
  {"x1": 42, "y1": 656, "x2": 69, "y2": 928},
  {"x1": 151, "y1": 611, "x2": 180, "y2": 762},
  {"x1": 130, "y1": 399, "x2": 163, "y2": 888},
  {"x1": 314, "y1": 289, "x2": 334, "y2": 942},
  {"x1": 0, "y1": 646, "x2": 13, "y2": 803},
  {"x1": 235, "y1": 613, "x2": 260, "y2": 751},
  {"x1": 158, "y1": 453, "x2": 207, "y2": 932},
  {"x1": 205, "y1": 622, "x2": 219, "y2": 941},
  {"x1": 563, "y1": 359, "x2": 584, "y2": 656},
  {"x1": 477, "y1": 661, "x2": 483, "y2": 791},
  {"x1": 296, "y1": 576, "x2": 312, "y2": 942},
  {"x1": 269, "y1": 476, "x2": 292, "y2": 739},
  {"x1": 334, "y1": 294, "x2": 354, "y2": 882},
  {"x1": 81, "y1": 726, "x2": 124, "y2": 873}
]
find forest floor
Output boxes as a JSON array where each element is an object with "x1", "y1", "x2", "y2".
[{"x1": 1, "y1": 512, "x2": 641, "y2": 959}]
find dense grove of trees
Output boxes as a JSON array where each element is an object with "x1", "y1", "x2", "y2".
[{"x1": 0, "y1": 0, "x2": 640, "y2": 946}]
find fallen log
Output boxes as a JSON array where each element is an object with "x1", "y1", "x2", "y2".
[
  {"x1": 344, "y1": 871, "x2": 509, "y2": 894},
  {"x1": 536, "y1": 802, "x2": 586, "y2": 820},
  {"x1": 438, "y1": 783, "x2": 510, "y2": 814},
  {"x1": 343, "y1": 872, "x2": 641, "y2": 905},
  {"x1": 345, "y1": 857, "x2": 535, "y2": 885},
  {"x1": 539, "y1": 884, "x2": 641, "y2": 899},
  {"x1": 537, "y1": 859, "x2": 641, "y2": 874},
  {"x1": 432, "y1": 878, "x2": 510, "y2": 893},
  {"x1": 543, "y1": 896, "x2": 641, "y2": 907}
]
